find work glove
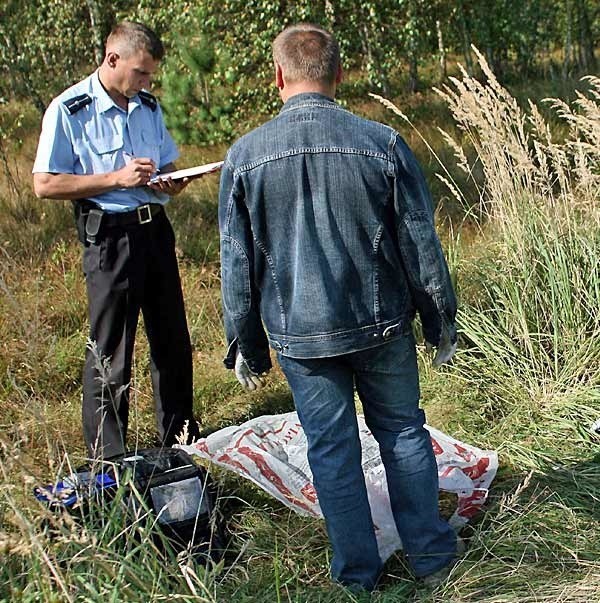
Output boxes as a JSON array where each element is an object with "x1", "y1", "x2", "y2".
[
  {"x1": 235, "y1": 350, "x2": 268, "y2": 391},
  {"x1": 426, "y1": 322, "x2": 458, "y2": 367}
]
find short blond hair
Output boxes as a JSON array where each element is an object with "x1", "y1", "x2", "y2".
[
  {"x1": 273, "y1": 24, "x2": 340, "y2": 85},
  {"x1": 106, "y1": 21, "x2": 164, "y2": 60}
]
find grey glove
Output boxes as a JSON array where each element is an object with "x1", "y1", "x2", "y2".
[
  {"x1": 235, "y1": 350, "x2": 268, "y2": 391},
  {"x1": 426, "y1": 322, "x2": 458, "y2": 367}
]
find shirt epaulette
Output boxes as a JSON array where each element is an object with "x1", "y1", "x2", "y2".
[
  {"x1": 63, "y1": 93, "x2": 92, "y2": 115},
  {"x1": 138, "y1": 90, "x2": 157, "y2": 112}
]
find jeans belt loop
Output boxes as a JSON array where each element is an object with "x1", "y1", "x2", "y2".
[{"x1": 137, "y1": 204, "x2": 153, "y2": 224}]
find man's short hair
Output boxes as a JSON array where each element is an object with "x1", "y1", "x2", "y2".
[
  {"x1": 106, "y1": 21, "x2": 164, "y2": 61},
  {"x1": 273, "y1": 24, "x2": 340, "y2": 86}
]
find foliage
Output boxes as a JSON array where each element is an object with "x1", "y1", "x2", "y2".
[
  {"x1": 0, "y1": 1, "x2": 100, "y2": 111},
  {"x1": 1, "y1": 0, "x2": 597, "y2": 131},
  {"x1": 160, "y1": 36, "x2": 235, "y2": 145}
]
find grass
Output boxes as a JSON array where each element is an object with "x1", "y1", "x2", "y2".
[{"x1": 1, "y1": 59, "x2": 600, "y2": 601}]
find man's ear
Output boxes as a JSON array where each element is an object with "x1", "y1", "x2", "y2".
[
  {"x1": 106, "y1": 51, "x2": 120, "y2": 69},
  {"x1": 336, "y1": 63, "x2": 343, "y2": 85},
  {"x1": 275, "y1": 62, "x2": 284, "y2": 89}
]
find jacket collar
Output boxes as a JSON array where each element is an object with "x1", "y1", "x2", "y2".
[{"x1": 279, "y1": 92, "x2": 336, "y2": 114}]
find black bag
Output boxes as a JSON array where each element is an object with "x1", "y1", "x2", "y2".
[{"x1": 35, "y1": 447, "x2": 227, "y2": 562}]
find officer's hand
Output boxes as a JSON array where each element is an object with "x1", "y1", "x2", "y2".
[
  {"x1": 426, "y1": 322, "x2": 458, "y2": 367},
  {"x1": 116, "y1": 158, "x2": 156, "y2": 188},
  {"x1": 148, "y1": 176, "x2": 190, "y2": 196},
  {"x1": 235, "y1": 350, "x2": 269, "y2": 392}
]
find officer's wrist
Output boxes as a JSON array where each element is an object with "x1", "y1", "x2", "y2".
[{"x1": 111, "y1": 169, "x2": 125, "y2": 190}]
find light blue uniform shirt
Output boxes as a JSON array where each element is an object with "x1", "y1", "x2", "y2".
[{"x1": 33, "y1": 70, "x2": 179, "y2": 212}]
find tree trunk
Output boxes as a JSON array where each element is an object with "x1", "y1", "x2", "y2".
[
  {"x1": 324, "y1": 0, "x2": 336, "y2": 27},
  {"x1": 436, "y1": 19, "x2": 447, "y2": 82},
  {"x1": 86, "y1": 0, "x2": 108, "y2": 66},
  {"x1": 563, "y1": 0, "x2": 574, "y2": 77},
  {"x1": 360, "y1": 23, "x2": 374, "y2": 69},
  {"x1": 407, "y1": 0, "x2": 419, "y2": 93},
  {"x1": 575, "y1": 0, "x2": 597, "y2": 72},
  {"x1": 456, "y1": 0, "x2": 473, "y2": 74},
  {"x1": 0, "y1": 32, "x2": 19, "y2": 98},
  {"x1": 360, "y1": 23, "x2": 390, "y2": 94}
]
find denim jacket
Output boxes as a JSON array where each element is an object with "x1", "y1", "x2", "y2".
[{"x1": 219, "y1": 92, "x2": 457, "y2": 373}]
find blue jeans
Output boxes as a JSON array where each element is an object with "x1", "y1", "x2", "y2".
[{"x1": 278, "y1": 333, "x2": 456, "y2": 590}]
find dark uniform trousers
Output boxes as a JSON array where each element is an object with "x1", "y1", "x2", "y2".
[{"x1": 79, "y1": 204, "x2": 199, "y2": 458}]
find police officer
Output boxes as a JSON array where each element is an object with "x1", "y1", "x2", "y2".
[{"x1": 33, "y1": 21, "x2": 200, "y2": 458}]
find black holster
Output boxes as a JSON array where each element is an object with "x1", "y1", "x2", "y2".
[{"x1": 73, "y1": 200, "x2": 103, "y2": 245}]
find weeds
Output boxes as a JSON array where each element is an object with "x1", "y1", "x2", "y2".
[
  {"x1": 435, "y1": 51, "x2": 599, "y2": 425},
  {"x1": 2, "y1": 55, "x2": 600, "y2": 600},
  {"x1": 372, "y1": 50, "x2": 600, "y2": 602}
]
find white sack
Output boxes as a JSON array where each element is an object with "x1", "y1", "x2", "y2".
[{"x1": 179, "y1": 412, "x2": 498, "y2": 560}]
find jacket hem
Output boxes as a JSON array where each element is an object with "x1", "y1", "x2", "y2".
[{"x1": 268, "y1": 316, "x2": 411, "y2": 359}]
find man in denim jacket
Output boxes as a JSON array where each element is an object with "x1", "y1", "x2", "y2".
[{"x1": 219, "y1": 23, "x2": 459, "y2": 592}]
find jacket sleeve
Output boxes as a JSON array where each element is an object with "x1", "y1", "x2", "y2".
[
  {"x1": 392, "y1": 134, "x2": 457, "y2": 346},
  {"x1": 218, "y1": 156, "x2": 272, "y2": 373}
]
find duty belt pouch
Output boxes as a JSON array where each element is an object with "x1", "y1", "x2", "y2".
[
  {"x1": 73, "y1": 201, "x2": 88, "y2": 244},
  {"x1": 73, "y1": 201, "x2": 102, "y2": 245},
  {"x1": 84, "y1": 209, "x2": 103, "y2": 244}
]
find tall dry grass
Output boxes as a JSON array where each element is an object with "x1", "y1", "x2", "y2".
[
  {"x1": 434, "y1": 49, "x2": 600, "y2": 415},
  {"x1": 375, "y1": 47, "x2": 600, "y2": 412},
  {"x1": 372, "y1": 49, "x2": 600, "y2": 601},
  {"x1": 434, "y1": 48, "x2": 599, "y2": 228}
]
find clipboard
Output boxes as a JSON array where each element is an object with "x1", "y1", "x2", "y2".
[{"x1": 150, "y1": 160, "x2": 224, "y2": 183}]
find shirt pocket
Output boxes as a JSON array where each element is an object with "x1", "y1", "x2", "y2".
[
  {"x1": 139, "y1": 128, "x2": 161, "y2": 165},
  {"x1": 83, "y1": 133, "x2": 124, "y2": 173}
]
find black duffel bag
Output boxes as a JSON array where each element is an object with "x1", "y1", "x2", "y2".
[{"x1": 35, "y1": 447, "x2": 227, "y2": 562}]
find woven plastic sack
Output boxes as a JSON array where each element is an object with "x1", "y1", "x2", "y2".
[{"x1": 179, "y1": 412, "x2": 497, "y2": 560}]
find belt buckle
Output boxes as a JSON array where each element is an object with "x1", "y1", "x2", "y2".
[{"x1": 137, "y1": 204, "x2": 153, "y2": 224}]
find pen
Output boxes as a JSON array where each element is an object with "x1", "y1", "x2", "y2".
[{"x1": 125, "y1": 152, "x2": 160, "y2": 178}]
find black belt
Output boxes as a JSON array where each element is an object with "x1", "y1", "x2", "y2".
[{"x1": 101, "y1": 204, "x2": 164, "y2": 227}]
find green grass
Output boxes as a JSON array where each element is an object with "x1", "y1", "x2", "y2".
[{"x1": 1, "y1": 67, "x2": 600, "y2": 601}]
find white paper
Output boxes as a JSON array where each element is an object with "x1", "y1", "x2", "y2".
[{"x1": 150, "y1": 161, "x2": 224, "y2": 183}]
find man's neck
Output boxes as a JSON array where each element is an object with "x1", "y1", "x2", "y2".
[
  {"x1": 280, "y1": 82, "x2": 336, "y2": 103},
  {"x1": 97, "y1": 65, "x2": 129, "y2": 110}
]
